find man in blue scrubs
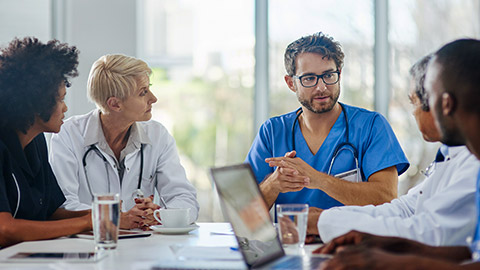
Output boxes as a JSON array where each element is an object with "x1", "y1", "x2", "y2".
[{"x1": 245, "y1": 32, "x2": 409, "y2": 219}]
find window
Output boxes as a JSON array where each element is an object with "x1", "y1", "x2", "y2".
[
  {"x1": 138, "y1": 0, "x2": 480, "y2": 221},
  {"x1": 388, "y1": 0, "x2": 480, "y2": 193},
  {"x1": 269, "y1": 0, "x2": 375, "y2": 117},
  {"x1": 137, "y1": 0, "x2": 254, "y2": 221}
]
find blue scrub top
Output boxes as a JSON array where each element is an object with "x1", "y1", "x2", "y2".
[
  {"x1": 245, "y1": 103, "x2": 409, "y2": 209},
  {"x1": 472, "y1": 169, "x2": 480, "y2": 248}
]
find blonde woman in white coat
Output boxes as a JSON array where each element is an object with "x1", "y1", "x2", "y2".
[{"x1": 50, "y1": 54, "x2": 199, "y2": 229}]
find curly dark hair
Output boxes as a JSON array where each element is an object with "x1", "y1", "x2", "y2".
[
  {"x1": 0, "y1": 37, "x2": 79, "y2": 133},
  {"x1": 284, "y1": 32, "x2": 344, "y2": 76}
]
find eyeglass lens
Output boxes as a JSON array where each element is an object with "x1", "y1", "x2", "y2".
[{"x1": 300, "y1": 72, "x2": 339, "y2": 87}]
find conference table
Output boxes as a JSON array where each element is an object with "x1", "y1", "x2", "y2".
[{"x1": 0, "y1": 223, "x2": 322, "y2": 270}]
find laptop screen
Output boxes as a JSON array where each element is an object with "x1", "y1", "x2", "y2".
[{"x1": 210, "y1": 163, "x2": 285, "y2": 268}]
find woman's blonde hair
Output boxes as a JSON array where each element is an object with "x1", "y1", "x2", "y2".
[{"x1": 87, "y1": 54, "x2": 152, "y2": 112}]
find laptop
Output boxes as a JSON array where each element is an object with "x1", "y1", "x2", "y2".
[{"x1": 209, "y1": 163, "x2": 329, "y2": 269}]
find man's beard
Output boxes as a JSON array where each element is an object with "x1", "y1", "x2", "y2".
[{"x1": 297, "y1": 87, "x2": 340, "y2": 114}]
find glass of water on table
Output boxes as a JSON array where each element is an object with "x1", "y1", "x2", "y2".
[
  {"x1": 276, "y1": 204, "x2": 309, "y2": 248},
  {"x1": 92, "y1": 193, "x2": 121, "y2": 251}
]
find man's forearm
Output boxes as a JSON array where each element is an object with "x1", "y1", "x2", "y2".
[
  {"x1": 396, "y1": 240, "x2": 471, "y2": 263},
  {"x1": 310, "y1": 167, "x2": 397, "y2": 205},
  {"x1": 406, "y1": 253, "x2": 478, "y2": 270},
  {"x1": 307, "y1": 207, "x2": 322, "y2": 235},
  {"x1": 259, "y1": 176, "x2": 280, "y2": 209},
  {"x1": 361, "y1": 233, "x2": 470, "y2": 262},
  {"x1": 311, "y1": 177, "x2": 396, "y2": 205},
  {"x1": 399, "y1": 254, "x2": 464, "y2": 270},
  {"x1": 420, "y1": 245, "x2": 471, "y2": 263}
]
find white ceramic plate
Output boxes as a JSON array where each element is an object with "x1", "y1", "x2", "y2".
[{"x1": 150, "y1": 224, "x2": 199, "y2": 235}]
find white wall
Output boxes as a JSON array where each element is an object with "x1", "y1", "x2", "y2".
[
  {"x1": 0, "y1": 0, "x2": 51, "y2": 46},
  {"x1": 0, "y1": 0, "x2": 138, "y2": 118},
  {"x1": 56, "y1": 0, "x2": 138, "y2": 118}
]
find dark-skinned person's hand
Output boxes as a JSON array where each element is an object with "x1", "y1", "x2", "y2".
[
  {"x1": 313, "y1": 230, "x2": 424, "y2": 255},
  {"x1": 319, "y1": 246, "x2": 461, "y2": 270}
]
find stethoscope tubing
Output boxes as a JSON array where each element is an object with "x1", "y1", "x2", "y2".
[
  {"x1": 82, "y1": 144, "x2": 144, "y2": 199},
  {"x1": 291, "y1": 102, "x2": 361, "y2": 179}
]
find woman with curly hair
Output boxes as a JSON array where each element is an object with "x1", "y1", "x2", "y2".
[{"x1": 0, "y1": 37, "x2": 92, "y2": 247}]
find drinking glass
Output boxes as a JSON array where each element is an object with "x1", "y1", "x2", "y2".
[
  {"x1": 276, "y1": 204, "x2": 309, "y2": 248},
  {"x1": 92, "y1": 194, "x2": 120, "y2": 250}
]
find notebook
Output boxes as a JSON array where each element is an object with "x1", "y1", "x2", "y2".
[{"x1": 209, "y1": 163, "x2": 329, "y2": 269}]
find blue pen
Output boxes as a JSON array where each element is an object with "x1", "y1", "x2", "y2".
[{"x1": 230, "y1": 247, "x2": 239, "y2": 251}]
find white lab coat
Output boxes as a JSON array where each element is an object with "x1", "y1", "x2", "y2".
[
  {"x1": 49, "y1": 109, "x2": 199, "y2": 223},
  {"x1": 317, "y1": 145, "x2": 480, "y2": 246}
]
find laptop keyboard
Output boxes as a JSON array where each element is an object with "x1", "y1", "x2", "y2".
[
  {"x1": 151, "y1": 260, "x2": 246, "y2": 270},
  {"x1": 151, "y1": 255, "x2": 328, "y2": 270},
  {"x1": 266, "y1": 255, "x2": 327, "y2": 270}
]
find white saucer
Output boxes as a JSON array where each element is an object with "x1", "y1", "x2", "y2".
[{"x1": 150, "y1": 224, "x2": 199, "y2": 235}]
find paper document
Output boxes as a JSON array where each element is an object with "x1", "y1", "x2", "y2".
[{"x1": 71, "y1": 229, "x2": 151, "y2": 239}]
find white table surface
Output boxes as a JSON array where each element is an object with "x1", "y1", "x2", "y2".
[{"x1": 0, "y1": 222, "x2": 321, "y2": 270}]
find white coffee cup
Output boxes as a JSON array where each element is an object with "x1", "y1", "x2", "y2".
[{"x1": 154, "y1": 208, "x2": 190, "y2": 228}]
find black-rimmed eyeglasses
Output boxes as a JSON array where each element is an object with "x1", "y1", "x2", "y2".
[{"x1": 293, "y1": 71, "x2": 340, "y2": 88}]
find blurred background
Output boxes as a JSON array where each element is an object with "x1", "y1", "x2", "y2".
[{"x1": 1, "y1": 0, "x2": 479, "y2": 221}]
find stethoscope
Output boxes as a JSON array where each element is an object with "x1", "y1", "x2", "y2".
[
  {"x1": 291, "y1": 102, "x2": 361, "y2": 181},
  {"x1": 82, "y1": 144, "x2": 145, "y2": 199}
]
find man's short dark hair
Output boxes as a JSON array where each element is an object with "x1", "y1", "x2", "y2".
[
  {"x1": 409, "y1": 54, "x2": 433, "y2": 111},
  {"x1": 0, "y1": 37, "x2": 79, "y2": 133},
  {"x1": 284, "y1": 32, "x2": 344, "y2": 76},
  {"x1": 434, "y1": 39, "x2": 480, "y2": 114}
]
